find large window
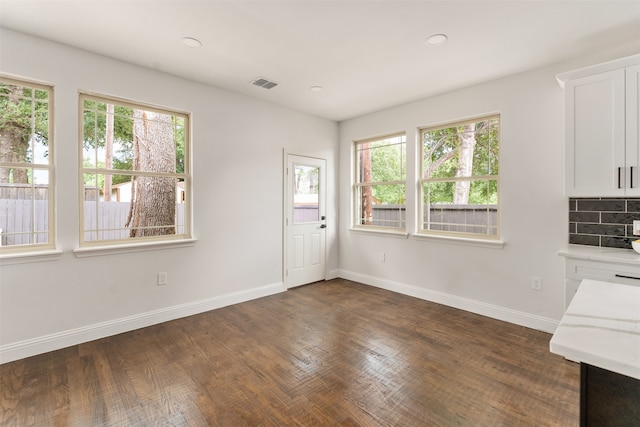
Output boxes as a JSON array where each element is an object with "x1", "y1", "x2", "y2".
[
  {"x1": 0, "y1": 77, "x2": 54, "y2": 252},
  {"x1": 354, "y1": 133, "x2": 406, "y2": 231},
  {"x1": 420, "y1": 115, "x2": 500, "y2": 239},
  {"x1": 80, "y1": 93, "x2": 190, "y2": 245}
]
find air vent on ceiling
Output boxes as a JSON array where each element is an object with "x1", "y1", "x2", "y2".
[{"x1": 251, "y1": 77, "x2": 279, "y2": 90}]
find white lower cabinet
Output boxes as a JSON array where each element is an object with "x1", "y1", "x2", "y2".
[{"x1": 564, "y1": 257, "x2": 640, "y2": 308}]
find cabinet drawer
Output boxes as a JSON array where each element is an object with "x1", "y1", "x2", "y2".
[{"x1": 566, "y1": 258, "x2": 640, "y2": 286}]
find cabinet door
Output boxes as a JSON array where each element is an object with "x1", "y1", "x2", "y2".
[
  {"x1": 626, "y1": 65, "x2": 640, "y2": 196},
  {"x1": 565, "y1": 69, "x2": 625, "y2": 196}
]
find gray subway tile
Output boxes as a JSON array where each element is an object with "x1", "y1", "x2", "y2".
[
  {"x1": 569, "y1": 234, "x2": 599, "y2": 246},
  {"x1": 569, "y1": 211, "x2": 600, "y2": 222},
  {"x1": 569, "y1": 197, "x2": 640, "y2": 249},
  {"x1": 601, "y1": 212, "x2": 640, "y2": 224},
  {"x1": 577, "y1": 223, "x2": 625, "y2": 236},
  {"x1": 627, "y1": 199, "x2": 640, "y2": 212},
  {"x1": 577, "y1": 199, "x2": 625, "y2": 212},
  {"x1": 601, "y1": 236, "x2": 632, "y2": 249}
]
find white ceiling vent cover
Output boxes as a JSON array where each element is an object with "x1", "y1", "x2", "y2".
[{"x1": 251, "y1": 77, "x2": 278, "y2": 89}]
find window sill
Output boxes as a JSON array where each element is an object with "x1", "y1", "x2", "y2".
[
  {"x1": 412, "y1": 233, "x2": 504, "y2": 249},
  {"x1": 0, "y1": 249, "x2": 63, "y2": 266},
  {"x1": 350, "y1": 227, "x2": 409, "y2": 239},
  {"x1": 73, "y1": 238, "x2": 198, "y2": 258}
]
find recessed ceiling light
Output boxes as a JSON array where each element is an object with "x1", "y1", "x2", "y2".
[
  {"x1": 181, "y1": 37, "x2": 203, "y2": 48},
  {"x1": 309, "y1": 86, "x2": 323, "y2": 92},
  {"x1": 425, "y1": 34, "x2": 448, "y2": 46}
]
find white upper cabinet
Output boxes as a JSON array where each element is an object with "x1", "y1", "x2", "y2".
[
  {"x1": 627, "y1": 64, "x2": 640, "y2": 195},
  {"x1": 558, "y1": 55, "x2": 640, "y2": 197}
]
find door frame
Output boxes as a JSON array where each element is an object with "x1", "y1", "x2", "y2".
[{"x1": 283, "y1": 150, "x2": 327, "y2": 289}]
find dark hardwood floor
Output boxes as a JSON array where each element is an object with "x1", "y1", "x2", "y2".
[{"x1": 0, "y1": 278, "x2": 579, "y2": 426}]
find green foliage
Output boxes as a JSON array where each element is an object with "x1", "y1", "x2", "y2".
[
  {"x1": 422, "y1": 118, "x2": 499, "y2": 204},
  {"x1": 369, "y1": 139, "x2": 406, "y2": 204},
  {"x1": 82, "y1": 99, "x2": 185, "y2": 174},
  {"x1": 372, "y1": 184, "x2": 405, "y2": 205},
  {"x1": 0, "y1": 83, "x2": 50, "y2": 161}
]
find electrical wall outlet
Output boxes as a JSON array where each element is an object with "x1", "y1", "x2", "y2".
[
  {"x1": 633, "y1": 220, "x2": 640, "y2": 235},
  {"x1": 157, "y1": 272, "x2": 168, "y2": 286},
  {"x1": 379, "y1": 252, "x2": 386, "y2": 262},
  {"x1": 531, "y1": 276, "x2": 542, "y2": 291}
]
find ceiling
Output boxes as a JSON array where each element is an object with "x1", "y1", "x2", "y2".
[{"x1": 1, "y1": 1, "x2": 639, "y2": 121}]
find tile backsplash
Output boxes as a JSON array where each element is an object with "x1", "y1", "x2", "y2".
[{"x1": 569, "y1": 198, "x2": 640, "y2": 249}]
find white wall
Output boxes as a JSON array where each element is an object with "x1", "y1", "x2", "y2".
[
  {"x1": 338, "y1": 47, "x2": 640, "y2": 332},
  {"x1": 2, "y1": 27, "x2": 638, "y2": 362},
  {"x1": 0, "y1": 29, "x2": 338, "y2": 362}
]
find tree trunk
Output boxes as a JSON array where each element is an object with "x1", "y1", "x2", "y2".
[
  {"x1": 454, "y1": 124, "x2": 476, "y2": 204},
  {"x1": 127, "y1": 110, "x2": 176, "y2": 237},
  {"x1": 360, "y1": 143, "x2": 373, "y2": 225}
]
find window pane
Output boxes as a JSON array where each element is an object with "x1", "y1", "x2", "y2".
[
  {"x1": 0, "y1": 81, "x2": 50, "y2": 166},
  {"x1": 356, "y1": 184, "x2": 406, "y2": 228},
  {"x1": 423, "y1": 180, "x2": 498, "y2": 236},
  {"x1": 83, "y1": 173, "x2": 182, "y2": 239},
  {"x1": 357, "y1": 135, "x2": 406, "y2": 183},
  {"x1": 108, "y1": 113, "x2": 135, "y2": 172},
  {"x1": 423, "y1": 118, "x2": 499, "y2": 179},
  {"x1": 473, "y1": 119, "x2": 500, "y2": 176},
  {"x1": 174, "y1": 117, "x2": 186, "y2": 174},
  {"x1": 293, "y1": 164, "x2": 319, "y2": 224},
  {"x1": 0, "y1": 167, "x2": 50, "y2": 246},
  {"x1": 83, "y1": 104, "x2": 136, "y2": 171},
  {"x1": 82, "y1": 171, "x2": 187, "y2": 242},
  {"x1": 32, "y1": 174, "x2": 50, "y2": 242}
]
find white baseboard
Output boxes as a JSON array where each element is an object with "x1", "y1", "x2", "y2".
[
  {"x1": 1, "y1": 273, "x2": 559, "y2": 364},
  {"x1": 326, "y1": 268, "x2": 341, "y2": 280},
  {"x1": 0, "y1": 282, "x2": 285, "y2": 364},
  {"x1": 337, "y1": 269, "x2": 559, "y2": 334}
]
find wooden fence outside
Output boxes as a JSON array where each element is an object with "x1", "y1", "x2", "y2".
[
  {"x1": 0, "y1": 184, "x2": 48, "y2": 200},
  {"x1": 0, "y1": 200, "x2": 497, "y2": 246},
  {"x1": 371, "y1": 204, "x2": 498, "y2": 234},
  {"x1": 0, "y1": 199, "x2": 49, "y2": 246},
  {"x1": 296, "y1": 204, "x2": 498, "y2": 234},
  {"x1": 0, "y1": 200, "x2": 186, "y2": 246}
]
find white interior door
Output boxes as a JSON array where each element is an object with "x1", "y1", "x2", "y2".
[{"x1": 285, "y1": 154, "x2": 326, "y2": 288}]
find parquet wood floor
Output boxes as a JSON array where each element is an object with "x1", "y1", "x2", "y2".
[{"x1": 0, "y1": 279, "x2": 579, "y2": 426}]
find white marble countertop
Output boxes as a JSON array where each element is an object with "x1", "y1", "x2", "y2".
[
  {"x1": 558, "y1": 244, "x2": 640, "y2": 265},
  {"x1": 550, "y1": 279, "x2": 640, "y2": 380}
]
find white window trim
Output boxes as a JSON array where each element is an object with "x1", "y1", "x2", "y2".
[
  {"x1": 411, "y1": 232, "x2": 504, "y2": 249},
  {"x1": 350, "y1": 226, "x2": 409, "y2": 239},
  {"x1": 73, "y1": 238, "x2": 197, "y2": 258},
  {"x1": 0, "y1": 249, "x2": 63, "y2": 266}
]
